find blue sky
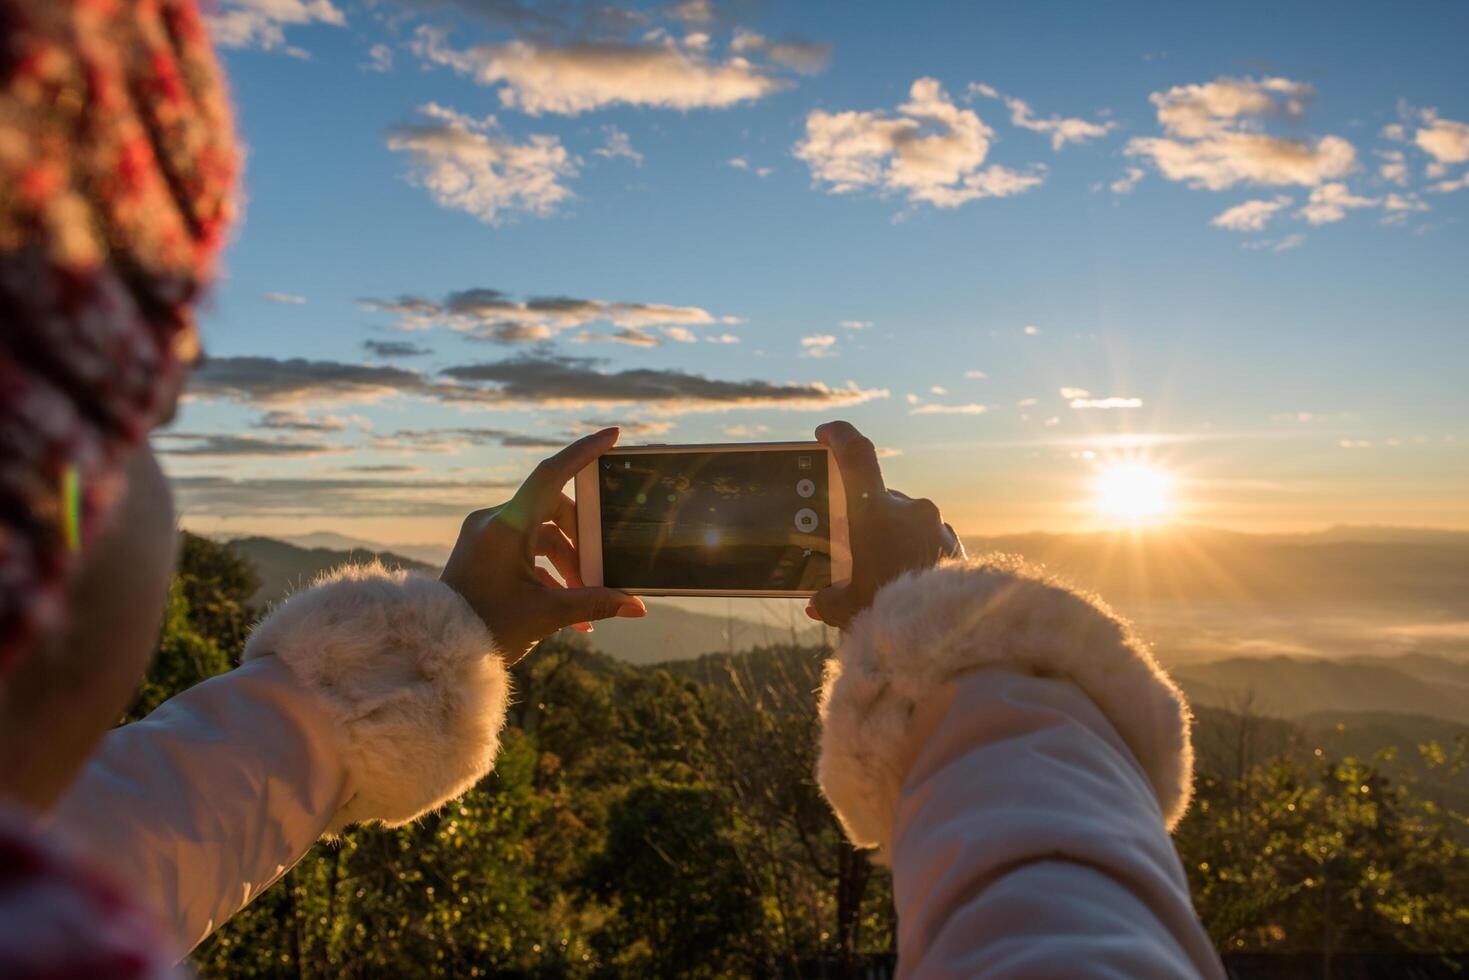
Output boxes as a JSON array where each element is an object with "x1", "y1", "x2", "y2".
[{"x1": 169, "y1": 0, "x2": 1469, "y2": 544}]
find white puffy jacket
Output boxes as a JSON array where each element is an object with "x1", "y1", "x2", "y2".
[{"x1": 50, "y1": 558, "x2": 1225, "y2": 977}]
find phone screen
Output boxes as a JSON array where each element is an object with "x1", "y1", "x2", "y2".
[{"x1": 598, "y1": 448, "x2": 831, "y2": 591}]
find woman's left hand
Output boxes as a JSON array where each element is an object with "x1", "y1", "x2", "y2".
[{"x1": 441, "y1": 427, "x2": 646, "y2": 665}]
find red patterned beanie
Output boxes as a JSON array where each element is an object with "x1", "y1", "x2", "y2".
[{"x1": 0, "y1": 0, "x2": 237, "y2": 672}]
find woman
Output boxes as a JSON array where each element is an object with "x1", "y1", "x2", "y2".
[{"x1": 0, "y1": 2, "x2": 1223, "y2": 976}]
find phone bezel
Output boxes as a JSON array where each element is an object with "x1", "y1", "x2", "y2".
[{"x1": 575, "y1": 441, "x2": 851, "y2": 597}]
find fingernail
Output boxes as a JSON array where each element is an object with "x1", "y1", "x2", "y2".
[
  {"x1": 573, "y1": 621, "x2": 593, "y2": 633},
  {"x1": 805, "y1": 603, "x2": 820, "y2": 620},
  {"x1": 599, "y1": 426, "x2": 619, "y2": 439},
  {"x1": 617, "y1": 597, "x2": 647, "y2": 618}
]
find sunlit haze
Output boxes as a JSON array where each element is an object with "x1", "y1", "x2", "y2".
[{"x1": 167, "y1": 1, "x2": 1469, "y2": 548}]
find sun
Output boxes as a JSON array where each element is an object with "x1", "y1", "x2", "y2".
[{"x1": 1093, "y1": 462, "x2": 1175, "y2": 523}]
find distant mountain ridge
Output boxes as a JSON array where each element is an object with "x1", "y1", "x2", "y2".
[
  {"x1": 227, "y1": 536, "x2": 437, "y2": 607},
  {"x1": 1174, "y1": 654, "x2": 1469, "y2": 725},
  {"x1": 221, "y1": 535, "x2": 817, "y2": 662}
]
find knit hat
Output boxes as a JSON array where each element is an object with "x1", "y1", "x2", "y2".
[{"x1": 0, "y1": 0, "x2": 237, "y2": 671}]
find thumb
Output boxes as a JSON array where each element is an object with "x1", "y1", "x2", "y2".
[
  {"x1": 809, "y1": 584, "x2": 858, "y2": 630},
  {"x1": 535, "y1": 587, "x2": 646, "y2": 635}
]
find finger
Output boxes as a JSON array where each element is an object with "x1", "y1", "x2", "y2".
[
  {"x1": 815, "y1": 420, "x2": 886, "y2": 502},
  {"x1": 551, "y1": 491, "x2": 578, "y2": 545},
  {"x1": 810, "y1": 584, "x2": 859, "y2": 630},
  {"x1": 507, "y1": 427, "x2": 619, "y2": 531},
  {"x1": 530, "y1": 587, "x2": 646, "y2": 637},
  {"x1": 529, "y1": 565, "x2": 592, "y2": 630},
  {"x1": 942, "y1": 522, "x2": 966, "y2": 559},
  {"x1": 534, "y1": 523, "x2": 584, "y2": 588}
]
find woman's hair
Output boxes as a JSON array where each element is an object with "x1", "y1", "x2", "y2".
[{"x1": 0, "y1": 0, "x2": 237, "y2": 671}]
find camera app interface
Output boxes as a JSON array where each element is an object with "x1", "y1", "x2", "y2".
[{"x1": 599, "y1": 449, "x2": 831, "y2": 591}]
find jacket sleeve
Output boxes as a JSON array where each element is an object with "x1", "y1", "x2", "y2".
[
  {"x1": 816, "y1": 555, "x2": 1226, "y2": 979},
  {"x1": 47, "y1": 563, "x2": 510, "y2": 954}
]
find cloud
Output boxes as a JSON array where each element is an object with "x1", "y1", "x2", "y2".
[
  {"x1": 365, "y1": 42, "x2": 394, "y2": 73},
  {"x1": 364, "y1": 339, "x2": 432, "y2": 358},
  {"x1": 728, "y1": 157, "x2": 774, "y2": 177},
  {"x1": 572, "y1": 326, "x2": 663, "y2": 346},
  {"x1": 411, "y1": 27, "x2": 792, "y2": 116},
  {"x1": 669, "y1": 0, "x2": 714, "y2": 24},
  {"x1": 206, "y1": 0, "x2": 344, "y2": 54},
  {"x1": 439, "y1": 354, "x2": 887, "y2": 413},
  {"x1": 795, "y1": 78, "x2": 1045, "y2": 209},
  {"x1": 1110, "y1": 166, "x2": 1146, "y2": 194},
  {"x1": 1242, "y1": 233, "x2": 1306, "y2": 252},
  {"x1": 1429, "y1": 172, "x2": 1469, "y2": 194},
  {"x1": 1379, "y1": 192, "x2": 1430, "y2": 224},
  {"x1": 595, "y1": 125, "x2": 643, "y2": 165},
  {"x1": 373, "y1": 427, "x2": 564, "y2": 454},
  {"x1": 190, "y1": 357, "x2": 445, "y2": 406},
  {"x1": 722, "y1": 423, "x2": 770, "y2": 438},
  {"x1": 570, "y1": 419, "x2": 675, "y2": 437},
  {"x1": 171, "y1": 475, "x2": 518, "y2": 519},
  {"x1": 909, "y1": 402, "x2": 988, "y2": 416},
  {"x1": 1211, "y1": 194, "x2": 1292, "y2": 231},
  {"x1": 728, "y1": 29, "x2": 831, "y2": 75},
  {"x1": 1377, "y1": 149, "x2": 1408, "y2": 186},
  {"x1": 263, "y1": 291, "x2": 307, "y2": 304},
  {"x1": 194, "y1": 355, "x2": 884, "y2": 415},
  {"x1": 1070, "y1": 396, "x2": 1143, "y2": 409},
  {"x1": 155, "y1": 433, "x2": 345, "y2": 457},
  {"x1": 386, "y1": 103, "x2": 576, "y2": 224},
  {"x1": 969, "y1": 83, "x2": 1116, "y2": 150},
  {"x1": 1058, "y1": 387, "x2": 1090, "y2": 400},
  {"x1": 839, "y1": 319, "x2": 872, "y2": 330},
  {"x1": 929, "y1": 385, "x2": 947, "y2": 395},
  {"x1": 1414, "y1": 109, "x2": 1469, "y2": 165},
  {"x1": 705, "y1": 333, "x2": 740, "y2": 344},
  {"x1": 1297, "y1": 182, "x2": 1377, "y2": 225},
  {"x1": 800, "y1": 334, "x2": 837, "y2": 358},
  {"x1": 964, "y1": 369, "x2": 987, "y2": 379},
  {"x1": 1126, "y1": 76, "x2": 1355, "y2": 191},
  {"x1": 362, "y1": 286, "x2": 738, "y2": 343},
  {"x1": 257, "y1": 410, "x2": 354, "y2": 432},
  {"x1": 1022, "y1": 324, "x2": 1041, "y2": 335}
]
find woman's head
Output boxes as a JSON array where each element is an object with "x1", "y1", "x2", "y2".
[{"x1": 0, "y1": 0, "x2": 237, "y2": 808}]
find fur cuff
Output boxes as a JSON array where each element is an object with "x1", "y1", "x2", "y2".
[
  {"x1": 817, "y1": 555, "x2": 1194, "y2": 854},
  {"x1": 243, "y1": 563, "x2": 508, "y2": 833}
]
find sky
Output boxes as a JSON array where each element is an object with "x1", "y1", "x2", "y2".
[{"x1": 167, "y1": 0, "x2": 1469, "y2": 547}]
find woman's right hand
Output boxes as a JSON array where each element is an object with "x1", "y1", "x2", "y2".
[{"x1": 808, "y1": 421, "x2": 964, "y2": 630}]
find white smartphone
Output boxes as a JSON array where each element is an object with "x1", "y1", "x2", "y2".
[{"x1": 575, "y1": 441, "x2": 851, "y2": 597}]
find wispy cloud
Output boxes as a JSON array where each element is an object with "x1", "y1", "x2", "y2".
[
  {"x1": 361, "y1": 286, "x2": 738, "y2": 343},
  {"x1": 1070, "y1": 396, "x2": 1143, "y2": 409},
  {"x1": 969, "y1": 82, "x2": 1116, "y2": 150},
  {"x1": 800, "y1": 334, "x2": 837, "y2": 358},
  {"x1": 795, "y1": 78, "x2": 1045, "y2": 209},
  {"x1": 171, "y1": 475, "x2": 518, "y2": 519},
  {"x1": 439, "y1": 354, "x2": 888, "y2": 413},
  {"x1": 364, "y1": 340, "x2": 431, "y2": 359},
  {"x1": 156, "y1": 433, "x2": 346, "y2": 457},
  {"x1": 1211, "y1": 194, "x2": 1292, "y2": 231},
  {"x1": 263, "y1": 292, "x2": 308, "y2": 305},
  {"x1": 206, "y1": 0, "x2": 344, "y2": 55},
  {"x1": 410, "y1": 26, "x2": 808, "y2": 116},
  {"x1": 909, "y1": 403, "x2": 988, "y2": 415},
  {"x1": 1298, "y1": 182, "x2": 1379, "y2": 225},
  {"x1": 257, "y1": 410, "x2": 355, "y2": 433},
  {"x1": 595, "y1": 125, "x2": 643, "y2": 165},
  {"x1": 386, "y1": 103, "x2": 576, "y2": 224}
]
